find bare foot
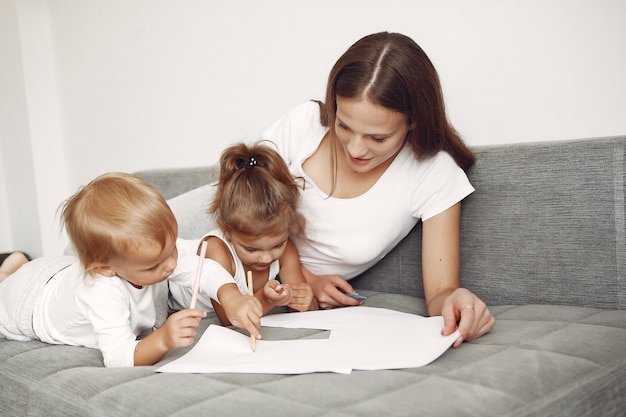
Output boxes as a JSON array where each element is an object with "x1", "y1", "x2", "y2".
[{"x1": 0, "y1": 252, "x2": 30, "y2": 282}]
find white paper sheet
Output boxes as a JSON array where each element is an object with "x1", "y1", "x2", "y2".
[{"x1": 156, "y1": 306, "x2": 459, "y2": 374}]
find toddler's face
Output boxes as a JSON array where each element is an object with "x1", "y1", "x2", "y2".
[
  {"x1": 108, "y1": 237, "x2": 178, "y2": 288},
  {"x1": 227, "y1": 231, "x2": 289, "y2": 273}
]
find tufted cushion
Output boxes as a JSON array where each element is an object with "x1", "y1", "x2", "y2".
[{"x1": 2, "y1": 293, "x2": 625, "y2": 417}]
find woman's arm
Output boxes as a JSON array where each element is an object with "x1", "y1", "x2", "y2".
[
  {"x1": 421, "y1": 203, "x2": 462, "y2": 315},
  {"x1": 422, "y1": 202, "x2": 495, "y2": 347}
]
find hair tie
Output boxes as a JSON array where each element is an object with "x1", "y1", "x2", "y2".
[{"x1": 243, "y1": 157, "x2": 257, "y2": 169}]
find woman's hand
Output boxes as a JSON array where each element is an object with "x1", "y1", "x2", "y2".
[
  {"x1": 440, "y1": 288, "x2": 495, "y2": 348},
  {"x1": 302, "y1": 268, "x2": 363, "y2": 309}
]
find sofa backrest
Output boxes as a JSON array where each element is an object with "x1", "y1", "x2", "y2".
[
  {"x1": 139, "y1": 136, "x2": 626, "y2": 310},
  {"x1": 353, "y1": 136, "x2": 626, "y2": 310},
  {"x1": 136, "y1": 166, "x2": 217, "y2": 200}
]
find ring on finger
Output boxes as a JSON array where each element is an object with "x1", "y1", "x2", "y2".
[{"x1": 462, "y1": 305, "x2": 474, "y2": 311}]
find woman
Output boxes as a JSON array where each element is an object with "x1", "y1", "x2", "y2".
[{"x1": 263, "y1": 31, "x2": 494, "y2": 346}]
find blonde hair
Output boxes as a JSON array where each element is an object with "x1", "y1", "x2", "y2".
[
  {"x1": 209, "y1": 142, "x2": 305, "y2": 239},
  {"x1": 61, "y1": 172, "x2": 178, "y2": 274}
]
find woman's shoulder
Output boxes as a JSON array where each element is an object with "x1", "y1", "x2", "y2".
[
  {"x1": 266, "y1": 101, "x2": 321, "y2": 131},
  {"x1": 396, "y1": 146, "x2": 464, "y2": 174},
  {"x1": 285, "y1": 100, "x2": 321, "y2": 119},
  {"x1": 264, "y1": 101, "x2": 327, "y2": 163},
  {"x1": 391, "y1": 148, "x2": 473, "y2": 220},
  {"x1": 389, "y1": 147, "x2": 472, "y2": 196}
]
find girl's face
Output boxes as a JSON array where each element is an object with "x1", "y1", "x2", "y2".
[
  {"x1": 334, "y1": 96, "x2": 412, "y2": 173},
  {"x1": 106, "y1": 237, "x2": 178, "y2": 288},
  {"x1": 226, "y1": 230, "x2": 289, "y2": 272}
]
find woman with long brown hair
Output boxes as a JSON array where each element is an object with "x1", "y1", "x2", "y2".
[{"x1": 263, "y1": 32, "x2": 494, "y2": 346}]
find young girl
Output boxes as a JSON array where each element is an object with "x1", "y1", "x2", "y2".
[
  {"x1": 262, "y1": 32, "x2": 495, "y2": 346},
  {"x1": 0, "y1": 172, "x2": 262, "y2": 367},
  {"x1": 169, "y1": 142, "x2": 317, "y2": 324}
]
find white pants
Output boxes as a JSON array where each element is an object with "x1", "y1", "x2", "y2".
[{"x1": 0, "y1": 256, "x2": 73, "y2": 340}]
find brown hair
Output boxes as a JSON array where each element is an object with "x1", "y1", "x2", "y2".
[
  {"x1": 61, "y1": 172, "x2": 178, "y2": 274},
  {"x1": 319, "y1": 31, "x2": 475, "y2": 170},
  {"x1": 209, "y1": 141, "x2": 305, "y2": 239}
]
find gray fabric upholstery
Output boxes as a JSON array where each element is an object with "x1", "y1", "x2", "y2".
[
  {"x1": 2, "y1": 295, "x2": 625, "y2": 417},
  {"x1": 136, "y1": 166, "x2": 216, "y2": 200},
  {"x1": 164, "y1": 183, "x2": 217, "y2": 239},
  {"x1": 353, "y1": 137, "x2": 626, "y2": 309},
  {"x1": 2, "y1": 136, "x2": 625, "y2": 417}
]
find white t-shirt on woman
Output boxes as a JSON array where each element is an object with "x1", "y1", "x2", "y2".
[{"x1": 262, "y1": 101, "x2": 474, "y2": 279}]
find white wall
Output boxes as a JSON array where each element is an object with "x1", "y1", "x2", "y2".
[
  {"x1": 0, "y1": 0, "x2": 67, "y2": 258},
  {"x1": 1, "y1": 0, "x2": 625, "y2": 257}
]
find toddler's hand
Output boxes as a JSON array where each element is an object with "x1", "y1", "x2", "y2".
[
  {"x1": 161, "y1": 308, "x2": 206, "y2": 349},
  {"x1": 134, "y1": 308, "x2": 206, "y2": 366}
]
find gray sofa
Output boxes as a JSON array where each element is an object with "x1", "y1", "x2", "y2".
[{"x1": 2, "y1": 136, "x2": 625, "y2": 417}]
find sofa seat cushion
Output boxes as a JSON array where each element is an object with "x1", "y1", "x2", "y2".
[{"x1": 1, "y1": 292, "x2": 625, "y2": 417}]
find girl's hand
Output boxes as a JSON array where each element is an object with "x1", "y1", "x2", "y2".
[
  {"x1": 218, "y1": 285, "x2": 263, "y2": 340},
  {"x1": 263, "y1": 280, "x2": 291, "y2": 305},
  {"x1": 303, "y1": 268, "x2": 362, "y2": 309},
  {"x1": 440, "y1": 288, "x2": 495, "y2": 348},
  {"x1": 261, "y1": 280, "x2": 317, "y2": 311}
]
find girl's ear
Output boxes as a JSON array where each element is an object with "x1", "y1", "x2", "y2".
[{"x1": 91, "y1": 262, "x2": 116, "y2": 277}]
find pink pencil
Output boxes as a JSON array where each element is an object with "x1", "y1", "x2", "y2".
[
  {"x1": 189, "y1": 240, "x2": 208, "y2": 309},
  {"x1": 246, "y1": 270, "x2": 256, "y2": 352}
]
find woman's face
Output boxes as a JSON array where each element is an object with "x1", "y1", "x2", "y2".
[{"x1": 334, "y1": 96, "x2": 411, "y2": 173}]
